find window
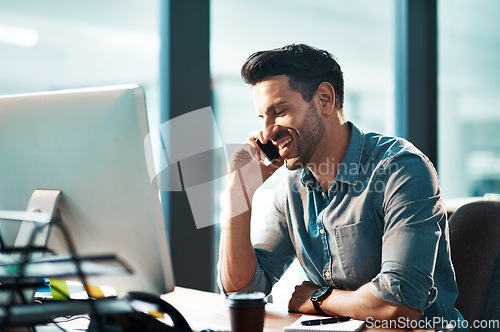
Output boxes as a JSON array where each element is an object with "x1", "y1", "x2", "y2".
[
  {"x1": 438, "y1": 0, "x2": 500, "y2": 199},
  {"x1": 0, "y1": 0, "x2": 160, "y2": 124},
  {"x1": 211, "y1": 0, "x2": 396, "y2": 304}
]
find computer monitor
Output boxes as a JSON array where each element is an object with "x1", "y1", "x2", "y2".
[{"x1": 0, "y1": 84, "x2": 175, "y2": 296}]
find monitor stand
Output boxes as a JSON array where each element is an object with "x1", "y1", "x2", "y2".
[
  {"x1": 14, "y1": 189, "x2": 61, "y2": 250},
  {"x1": 0, "y1": 189, "x2": 61, "y2": 306}
]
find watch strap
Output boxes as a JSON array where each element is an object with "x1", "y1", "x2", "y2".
[
  {"x1": 311, "y1": 287, "x2": 332, "y2": 315},
  {"x1": 313, "y1": 299, "x2": 328, "y2": 315}
]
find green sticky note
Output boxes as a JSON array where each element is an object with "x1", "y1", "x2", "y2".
[{"x1": 49, "y1": 279, "x2": 70, "y2": 301}]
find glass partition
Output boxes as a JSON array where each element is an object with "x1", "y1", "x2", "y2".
[
  {"x1": 0, "y1": 0, "x2": 160, "y2": 123},
  {"x1": 438, "y1": 0, "x2": 500, "y2": 199}
]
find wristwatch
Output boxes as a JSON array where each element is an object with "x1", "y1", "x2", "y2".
[{"x1": 310, "y1": 286, "x2": 332, "y2": 315}]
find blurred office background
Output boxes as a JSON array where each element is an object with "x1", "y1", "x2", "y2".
[{"x1": 0, "y1": 0, "x2": 498, "y2": 300}]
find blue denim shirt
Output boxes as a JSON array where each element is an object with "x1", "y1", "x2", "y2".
[{"x1": 239, "y1": 122, "x2": 465, "y2": 328}]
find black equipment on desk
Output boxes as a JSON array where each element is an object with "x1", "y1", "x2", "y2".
[
  {"x1": 0, "y1": 193, "x2": 191, "y2": 332},
  {"x1": 88, "y1": 292, "x2": 192, "y2": 332}
]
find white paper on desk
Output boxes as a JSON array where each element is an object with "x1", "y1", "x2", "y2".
[{"x1": 283, "y1": 315, "x2": 365, "y2": 332}]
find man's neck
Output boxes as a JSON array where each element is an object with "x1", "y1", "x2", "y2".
[{"x1": 308, "y1": 121, "x2": 351, "y2": 192}]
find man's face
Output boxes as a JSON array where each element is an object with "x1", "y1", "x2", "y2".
[{"x1": 253, "y1": 75, "x2": 325, "y2": 170}]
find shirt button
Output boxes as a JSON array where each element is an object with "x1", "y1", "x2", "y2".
[
  {"x1": 325, "y1": 271, "x2": 330, "y2": 278},
  {"x1": 319, "y1": 229, "x2": 325, "y2": 235}
]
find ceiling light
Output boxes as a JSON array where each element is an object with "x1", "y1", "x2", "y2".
[{"x1": 0, "y1": 25, "x2": 38, "y2": 47}]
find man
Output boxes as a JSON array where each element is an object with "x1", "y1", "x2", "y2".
[{"x1": 219, "y1": 44, "x2": 465, "y2": 329}]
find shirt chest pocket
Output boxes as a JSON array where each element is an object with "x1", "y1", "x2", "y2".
[{"x1": 333, "y1": 216, "x2": 382, "y2": 284}]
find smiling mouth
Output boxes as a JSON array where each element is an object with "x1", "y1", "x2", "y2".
[
  {"x1": 275, "y1": 137, "x2": 293, "y2": 157},
  {"x1": 278, "y1": 137, "x2": 292, "y2": 150}
]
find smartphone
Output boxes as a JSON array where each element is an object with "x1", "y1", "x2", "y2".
[{"x1": 256, "y1": 139, "x2": 280, "y2": 162}]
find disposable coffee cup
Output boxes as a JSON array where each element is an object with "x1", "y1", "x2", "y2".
[{"x1": 226, "y1": 292, "x2": 266, "y2": 332}]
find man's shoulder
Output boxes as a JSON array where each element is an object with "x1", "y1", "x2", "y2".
[
  {"x1": 362, "y1": 130, "x2": 427, "y2": 165},
  {"x1": 359, "y1": 132, "x2": 440, "y2": 193}
]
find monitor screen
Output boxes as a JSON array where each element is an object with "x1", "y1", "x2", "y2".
[{"x1": 0, "y1": 84, "x2": 175, "y2": 296}]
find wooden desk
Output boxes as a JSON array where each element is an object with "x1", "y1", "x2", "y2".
[{"x1": 162, "y1": 286, "x2": 301, "y2": 331}]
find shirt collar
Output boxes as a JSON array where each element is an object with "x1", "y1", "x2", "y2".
[{"x1": 300, "y1": 121, "x2": 364, "y2": 188}]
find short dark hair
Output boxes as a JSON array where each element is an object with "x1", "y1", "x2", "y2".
[{"x1": 241, "y1": 44, "x2": 344, "y2": 109}]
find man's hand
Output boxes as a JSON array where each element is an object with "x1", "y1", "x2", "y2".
[
  {"x1": 228, "y1": 131, "x2": 284, "y2": 201},
  {"x1": 288, "y1": 281, "x2": 321, "y2": 314}
]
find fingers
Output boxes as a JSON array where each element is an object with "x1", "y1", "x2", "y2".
[
  {"x1": 228, "y1": 130, "x2": 283, "y2": 191},
  {"x1": 288, "y1": 282, "x2": 320, "y2": 314},
  {"x1": 301, "y1": 280, "x2": 318, "y2": 287},
  {"x1": 229, "y1": 145, "x2": 256, "y2": 173},
  {"x1": 241, "y1": 143, "x2": 259, "y2": 161},
  {"x1": 244, "y1": 130, "x2": 277, "y2": 163},
  {"x1": 242, "y1": 131, "x2": 264, "y2": 161},
  {"x1": 250, "y1": 130, "x2": 267, "y2": 145}
]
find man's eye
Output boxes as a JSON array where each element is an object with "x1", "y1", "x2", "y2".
[{"x1": 276, "y1": 109, "x2": 286, "y2": 115}]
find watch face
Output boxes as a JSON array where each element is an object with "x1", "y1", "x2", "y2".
[{"x1": 311, "y1": 287, "x2": 330, "y2": 301}]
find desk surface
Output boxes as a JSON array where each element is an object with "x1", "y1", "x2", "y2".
[
  {"x1": 36, "y1": 287, "x2": 423, "y2": 331},
  {"x1": 162, "y1": 286, "x2": 299, "y2": 331},
  {"x1": 161, "y1": 287, "x2": 413, "y2": 332}
]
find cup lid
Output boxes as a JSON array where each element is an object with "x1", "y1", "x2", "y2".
[{"x1": 226, "y1": 292, "x2": 266, "y2": 307}]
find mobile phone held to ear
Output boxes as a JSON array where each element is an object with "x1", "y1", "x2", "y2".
[{"x1": 256, "y1": 139, "x2": 280, "y2": 162}]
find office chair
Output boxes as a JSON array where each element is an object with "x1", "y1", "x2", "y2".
[{"x1": 448, "y1": 200, "x2": 500, "y2": 326}]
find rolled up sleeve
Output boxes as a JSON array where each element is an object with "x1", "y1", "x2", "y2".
[
  {"x1": 218, "y1": 258, "x2": 273, "y2": 295},
  {"x1": 370, "y1": 152, "x2": 446, "y2": 312},
  {"x1": 249, "y1": 186, "x2": 296, "y2": 295},
  {"x1": 370, "y1": 263, "x2": 438, "y2": 311}
]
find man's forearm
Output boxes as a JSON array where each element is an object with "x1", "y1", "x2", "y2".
[
  {"x1": 219, "y1": 174, "x2": 258, "y2": 293},
  {"x1": 321, "y1": 284, "x2": 422, "y2": 321},
  {"x1": 219, "y1": 208, "x2": 256, "y2": 293},
  {"x1": 289, "y1": 281, "x2": 421, "y2": 321}
]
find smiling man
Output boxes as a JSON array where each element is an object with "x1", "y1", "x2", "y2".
[{"x1": 218, "y1": 44, "x2": 466, "y2": 330}]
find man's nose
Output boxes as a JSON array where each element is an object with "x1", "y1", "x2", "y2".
[{"x1": 262, "y1": 116, "x2": 278, "y2": 142}]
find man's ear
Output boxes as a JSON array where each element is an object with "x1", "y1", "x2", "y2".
[{"x1": 315, "y1": 82, "x2": 335, "y2": 116}]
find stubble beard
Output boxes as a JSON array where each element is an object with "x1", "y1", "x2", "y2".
[{"x1": 285, "y1": 104, "x2": 325, "y2": 171}]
